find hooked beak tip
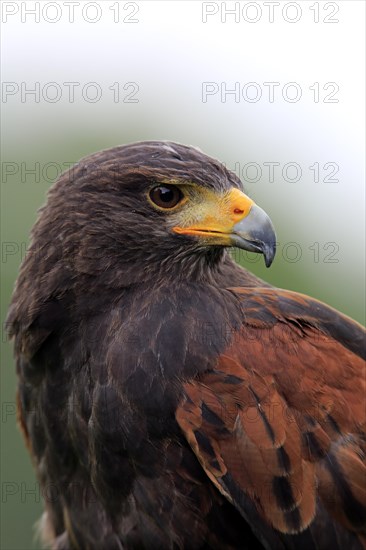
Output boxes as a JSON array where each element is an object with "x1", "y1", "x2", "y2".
[{"x1": 263, "y1": 242, "x2": 276, "y2": 268}]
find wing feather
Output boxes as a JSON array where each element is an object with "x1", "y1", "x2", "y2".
[{"x1": 176, "y1": 287, "x2": 366, "y2": 547}]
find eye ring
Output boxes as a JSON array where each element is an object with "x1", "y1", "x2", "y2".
[{"x1": 149, "y1": 185, "x2": 184, "y2": 210}]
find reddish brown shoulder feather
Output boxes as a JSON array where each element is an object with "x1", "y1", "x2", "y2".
[{"x1": 176, "y1": 287, "x2": 366, "y2": 544}]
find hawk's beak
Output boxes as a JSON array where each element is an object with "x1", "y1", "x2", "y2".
[
  {"x1": 231, "y1": 204, "x2": 276, "y2": 268},
  {"x1": 173, "y1": 188, "x2": 276, "y2": 267}
]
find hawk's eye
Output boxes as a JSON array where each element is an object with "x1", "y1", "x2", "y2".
[{"x1": 149, "y1": 185, "x2": 183, "y2": 209}]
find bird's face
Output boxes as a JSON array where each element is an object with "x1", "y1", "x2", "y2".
[
  {"x1": 40, "y1": 142, "x2": 276, "y2": 287},
  {"x1": 146, "y1": 181, "x2": 276, "y2": 268}
]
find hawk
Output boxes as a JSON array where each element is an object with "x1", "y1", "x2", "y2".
[{"x1": 7, "y1": 142, "x2": 366, "y2": 549}]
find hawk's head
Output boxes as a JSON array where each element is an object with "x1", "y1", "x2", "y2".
[{"x1": 16, "y1": 141, "x2": 276, "y2": 294}]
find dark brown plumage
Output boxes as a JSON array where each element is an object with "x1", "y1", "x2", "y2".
[{"x1": 7, "y1": 141, "x2": 366, "y2": 549}]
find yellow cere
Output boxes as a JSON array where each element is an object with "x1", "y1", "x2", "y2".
[{"x1": 172, "y1": 187, "x2": 255, "y2": 240}]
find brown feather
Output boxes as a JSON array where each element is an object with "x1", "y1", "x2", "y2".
[{"x1": 177, "y1": 287, "x2": 366, "y2": 542}]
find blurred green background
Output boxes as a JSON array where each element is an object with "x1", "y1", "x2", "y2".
[{"x1": 1, "y1": 2, "x2": 365, "y2": 549}]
